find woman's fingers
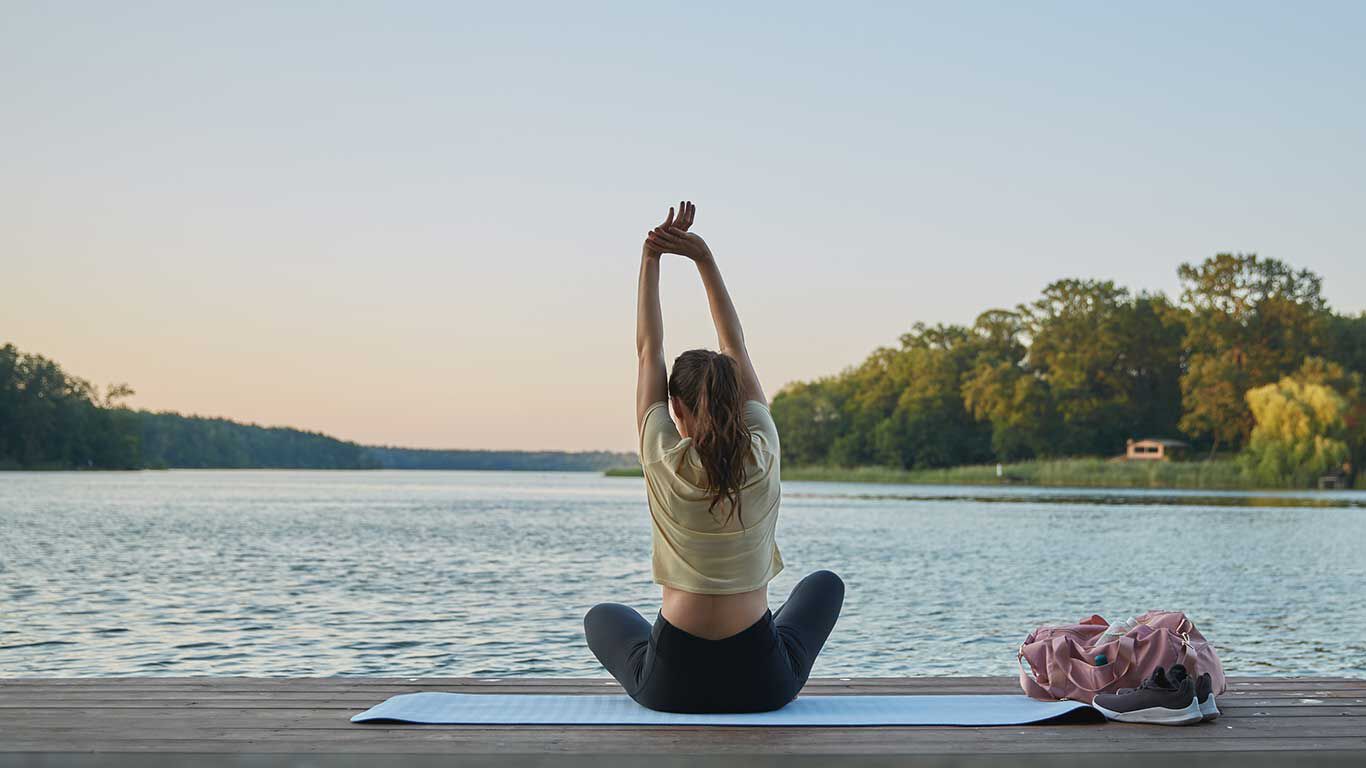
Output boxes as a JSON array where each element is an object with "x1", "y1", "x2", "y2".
[
  {"x1": 647, "y1": 227, "x2": 677, "y2": 241},
  {"x1": 651, "y1": 223, "x2": 686, "y2": 239},
  {"x1": 647, "y1": 235, "x2": 691, "y2": 254},
  {"x1": 647, "y1": 233, "x2": 683, "y2": 250},
  {"x1": 654, "y1": 200, "x2": 695, "y2": 230},
  {"x1": 651, "y1": 200, "x2": 695, "y2": 238}
]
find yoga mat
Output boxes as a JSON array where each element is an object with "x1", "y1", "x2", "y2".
[{"x1": 351, "y1": 692, "x2": 1100, "y2": 726}]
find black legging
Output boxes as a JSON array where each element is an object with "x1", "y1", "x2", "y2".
[{"x1": 583, "y1": 570, "x2": 845, "y2": 713}]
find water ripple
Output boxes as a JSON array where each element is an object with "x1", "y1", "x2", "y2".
[{"x1": 1, "y1": 470, "x2": 1363, "y2": 678}]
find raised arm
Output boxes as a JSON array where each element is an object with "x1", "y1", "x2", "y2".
[
  {"x1": 635, "y1": 207, "x2": 684, "y2": 431},
  {"x1": 636, "y1": 242, "x2": 667, "y2": 431},
  {"x1": 646, "y1": 202, "x2": 766, "y2": 405}
]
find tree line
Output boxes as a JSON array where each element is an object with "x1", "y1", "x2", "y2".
[
  {"x1": 368, "y1": 446, "x2": 633, "y2": 471},
  {"x1": 769, "y1": 253, "x2": 1365, "y2": 487},
  {"x1": 1, "y1": 345, "x2": 143, "y2": 469},
  {"x1": 0, "y1": 343, "x2": 634, "y2": 471}
]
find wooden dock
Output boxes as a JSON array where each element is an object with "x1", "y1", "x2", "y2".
[{"x1": 2, "y1": 676, "x2": 1363, "y2": 766}]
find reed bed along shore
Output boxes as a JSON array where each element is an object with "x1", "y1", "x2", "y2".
[{"x1": 605, "y1": 458, "x2": 1335, "y2": 490}]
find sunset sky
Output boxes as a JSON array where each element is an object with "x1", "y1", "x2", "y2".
[{"x1": 4, "y1": 2, "x2": 1364, "y2": 451}]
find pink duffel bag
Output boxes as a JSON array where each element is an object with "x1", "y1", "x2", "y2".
[{"x1": 1018, "y1": 611, "x2": 1226, "y2": 702}]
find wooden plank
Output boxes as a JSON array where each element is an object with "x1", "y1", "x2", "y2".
[
  {"x1": 6, "y1": 720, "x2": 1365, "y2": 744},
  {"x1": 4, "y1": 707, "x2": 1364, "y2": 737},
  {"x1": 0, "y1": 748, "x2": 1360, "y2": 765},
  {"x1": 1, "y1": 677, "x2": 1363, "y2": 759},
  {"x1": 4, "y1": 736, "x2": 1366, "y2": 756},
  {"x1": 3, "y1": 716, "x2": 1365, "y2": 740},
  {"x1": 4, "y1": 678, "x2": 1362, "y2": 693}
]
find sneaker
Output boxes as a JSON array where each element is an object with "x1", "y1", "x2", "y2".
[
  {"x1": 1195, "y1": 672, "x2": 1220, "y2": 721},
  {"x1": 1112, "y1": 663, "x2": 1186, "y2": 696},
  {"x1": 1166, "y1": 665, "x2": 1220, "y2": 721},
  {"x1": 1092, "y1": 666, "x2": 1202, "y2": 725}
]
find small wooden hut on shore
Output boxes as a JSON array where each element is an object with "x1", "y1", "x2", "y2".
[{"x1": 1124, "y1": 438, "x2": 1187, "y2": 461}]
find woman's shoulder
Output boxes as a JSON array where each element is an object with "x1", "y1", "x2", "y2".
[
  {"x1": 640, "y1": 401, "x2": 684, "y2": 464},
  {"x1": 743, "y1": 400, "x2": 779, "y2": 454}
]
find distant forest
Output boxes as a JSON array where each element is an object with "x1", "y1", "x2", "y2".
[
  {"x1": 770, "y1": 253, "x2": 1365, "y2": 487},
  {"x1": 6, "y1": 253, "x2": 1362, "y2": 485},
  {"x1": 0, "y1": 344, "x2": 633, "y2": 471},
  {"x1": 367, "y1": 446, "x2": 632, "y2": 471}
]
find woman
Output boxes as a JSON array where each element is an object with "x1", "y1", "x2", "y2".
[{"x1": 583, "y1": 201, "x2": 844, "y2": 714}]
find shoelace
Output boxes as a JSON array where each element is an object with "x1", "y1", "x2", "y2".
[{"x1": 1137, "y1": 671, "x2": 1173, "y2": 691}]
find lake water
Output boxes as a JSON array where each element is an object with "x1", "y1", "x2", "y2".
[{"x1": 2, "y1": 470, "x2": 1364, "y2": 678}]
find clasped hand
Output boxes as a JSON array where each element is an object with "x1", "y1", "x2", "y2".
[{"x1": 644, "y1": 200, "x2": 712, "y2": 263}]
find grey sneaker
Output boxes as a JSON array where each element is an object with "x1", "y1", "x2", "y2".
[
  {"x1": 1092, "y1": 666, "x2": 1202, "y2": 725},
  {"x1": 1168, "y1": 665, "x2": 1220, "y2": 721},
  {"x1": 1196, "y1": 672, "x2": 1220, "y2": 721},
  {"x1": 1113, "y1": 663, "x2": 1185, "y2": 696}
]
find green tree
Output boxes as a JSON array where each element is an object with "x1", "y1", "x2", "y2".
[
  {"x1": 1292, "y1": 357, "x2": 1365, "y2": 482},
  {"x1": 1325, "y1": 312, "x2": 1366, "y2": 375},
  {"x1": 960, "y1": 309, "x2": 1053, "y2": 459},
  {"x1": 770, "y1": 323, "x2": 991, "y2": 468},
  {"x1": 1177, "y1": 253, "x2": 1328, "y2": 454},
  {"x1": 1023, "y1": 280, "x2": 1145, "y2": 455},
  {"x1": 1111, "y1": 295, "x2": 1186, "y2": 442},
  {"x1": 883, "y1": 325, "x2": 990, "y2": 468},
  {"x1": 768, "y1": 255, "x2": 1355, "y2": 476},
  {"x1": 0, "y1": 343, "x2": 141, "y2": 469},
  {"x1": 962, "y1": 361, "x2": 1053, "y2": 460},
  {"x1": 769, "y1": 379, "x2": 845, "y2": 466},
  {"x1": 1, "y1": 341, "x2": 382, "y2": 470},
  {"x1": 960, "y1": 285, "x2": 1184, "y2": 460}
]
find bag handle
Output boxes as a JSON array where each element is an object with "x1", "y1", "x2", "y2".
[
  {"x1": 1176, "y1": 630, "x2": 1198, "y2": 676},
  {"x1": 1045, "y1": 634, "x2": 1137, "y2": 695},
  {"x1": 1017, "y1": 651, "x2": 1055, "y2": 700}
]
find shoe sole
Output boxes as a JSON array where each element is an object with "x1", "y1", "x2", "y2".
[
  {"x1": 1199, "y1": 695, "x2": 1220, "y2": 721},
  {"x1": 1093, "y1": 696, "x2": 1203, "y2": 725}
]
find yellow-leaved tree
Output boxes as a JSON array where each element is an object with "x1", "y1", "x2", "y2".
[{"x1": 1241, "y1": 375, "x2": 1349, "y2": 487}]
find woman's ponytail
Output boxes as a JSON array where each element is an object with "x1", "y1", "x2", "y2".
[{"x1": 668, "y1": 349, "x2": 752, "y2": 526}]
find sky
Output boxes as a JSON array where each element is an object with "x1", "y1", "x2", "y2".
[{"x1": 3, "y1": 2, "x2": 1364, "y2": 452}]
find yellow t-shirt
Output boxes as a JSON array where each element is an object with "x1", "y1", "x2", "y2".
[{"x1": 638, "y1": 399, "x2": 784, "y2": 595}]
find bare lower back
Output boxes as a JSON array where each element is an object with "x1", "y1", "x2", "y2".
[{"x1": 659, "y1": 584, "x2": 770, "y2": 640}]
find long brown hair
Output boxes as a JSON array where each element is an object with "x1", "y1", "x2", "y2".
[{"x1": 668, "y1": 349, "x2": 752, "y2": 526}]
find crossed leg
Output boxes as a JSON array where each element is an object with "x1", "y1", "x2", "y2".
[
  {"x1": 773, "y1": 570, "x2": 845, "y2": 686},
  {"x1": 583, "y1": 602, "x2": 652, "y2": 695}
]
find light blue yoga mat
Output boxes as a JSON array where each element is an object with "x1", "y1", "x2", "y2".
[{"x1": 351, "y1": 692, "x2": 1100, "y2": 726}]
